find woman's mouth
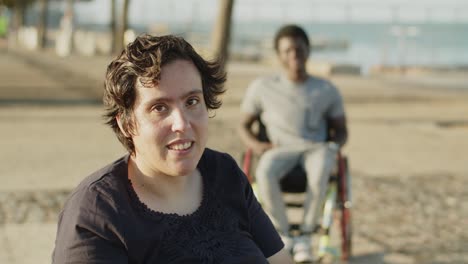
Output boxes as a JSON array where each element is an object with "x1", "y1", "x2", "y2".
[{"x1": 167, "y1": 141, "x2": 193, "y2": 151}]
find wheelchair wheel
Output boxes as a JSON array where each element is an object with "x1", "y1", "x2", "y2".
[
  {"x1": 241, "y1": 149, "x2": 254, "y2": 183},
  {"x1": 316, "y1": 183, "x2": 337, "y2": 260},
  {"x1": 338, "y1": 156, "x2": 352, "y2": 261},
  {"x1": 340, "y1": 207, "x2": 352, "y2": 261}
]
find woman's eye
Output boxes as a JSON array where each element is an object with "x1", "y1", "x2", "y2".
[
  {"x1": 187, "y1": 98, "x2": 199, "y2": 106},
  {"x1": 152, "y1": 104, "x2": 168, "y2": 112}
]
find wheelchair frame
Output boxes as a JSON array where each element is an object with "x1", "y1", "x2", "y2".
[{"x1": 241, "y1": 120, "x2": 352, "y2": 262}]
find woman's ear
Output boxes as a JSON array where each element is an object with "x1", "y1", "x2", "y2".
[{"x1": 116, "y1": 114, "x2": 130, "y2": 138}]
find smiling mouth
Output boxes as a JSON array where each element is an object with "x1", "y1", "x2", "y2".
[{"x1": 167, "y1": 141, "x2": 193, "y2": 151}]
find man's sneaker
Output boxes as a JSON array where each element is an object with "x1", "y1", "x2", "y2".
[
  {"x1": 279, "y1": 233, "x2": 294, "y2": 253},
  {"x1": 293, "y1": 235, "x2": 315, "y2": 263}
]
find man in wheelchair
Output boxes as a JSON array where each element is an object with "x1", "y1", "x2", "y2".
[{"x1": 238, "y1": 24, "x2": 348, "y2": 263}]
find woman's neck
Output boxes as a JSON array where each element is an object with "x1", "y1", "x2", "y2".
[
  {"x1": 128, "y1": 157, "x2": 203, "y2": 215},
  {"x1": 128, "y1": 156, "x2": 195, "y2": 200}
]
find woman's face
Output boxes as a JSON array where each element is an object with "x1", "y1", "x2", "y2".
[{"x1": 128, "y1": 59, "x2": 208, "y2": 177}]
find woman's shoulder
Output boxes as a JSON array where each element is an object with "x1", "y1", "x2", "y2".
[
  {"x1": 200, "y1": 148, "x2": 246, "y2": 187},
  {"x1": 62, "y1": 155, "x2": 130, "y2": 216},
  {"x1": 200, "y1": 148, "x2": 238, "y2": 170}
]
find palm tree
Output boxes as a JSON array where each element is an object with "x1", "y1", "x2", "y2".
[
  {"x1": 110, "y1": 0, "x2": 117, "y2": 53},
  {"x1": 37, "y1": 0, "x2": 49, "y2": 49},
  {"x1": 112, "y1": 0, "x2": 130, "y2": 54},
  {"x1": 211, "y1": 0, "x2": 234, "y2": 67}
]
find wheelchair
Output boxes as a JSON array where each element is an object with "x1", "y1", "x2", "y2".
[{"x1": 241, "y1": 118, "x2": 352, "y2": 262}]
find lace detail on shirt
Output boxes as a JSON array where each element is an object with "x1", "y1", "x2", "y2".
[
  {"x1": 161, "y1": 197, "x2": 244, "y2": 263},
  {"x1": 124, "y1": 165, "x2": 255, "y2": 263},
  {"x1": 125, "y1": 175, "x2": 206, "y2": 220}
]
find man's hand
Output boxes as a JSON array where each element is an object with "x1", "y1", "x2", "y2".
[
  {"x1": 239, "y1": 113, "x2": 274, "y2": 156},
  {"x1": 327, "y1": 141, "x2": 340, "y2": 152},
  {"x1": 327, "y1": 116, "x2": 348, "y2": 147}
]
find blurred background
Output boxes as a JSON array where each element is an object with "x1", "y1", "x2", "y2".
[
  {"x1": 3, "y1": 0, "x2": 468, "y2": 70},
  {"x1": 0, "y1": 0, "x2": 467, "y2": 263}
]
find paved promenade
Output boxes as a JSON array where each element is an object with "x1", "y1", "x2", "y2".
[{"x1": 1, "y1": 46, "x2": 467, "y2": 263}]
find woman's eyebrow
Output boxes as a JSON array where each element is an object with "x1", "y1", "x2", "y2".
[{"x1": 142, "y1": 88, "x2": 203, "y2": 107}]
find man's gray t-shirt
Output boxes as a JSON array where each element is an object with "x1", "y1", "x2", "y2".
[{"x1": 240, "y1": 74, "x2": 345, "y2": 147}]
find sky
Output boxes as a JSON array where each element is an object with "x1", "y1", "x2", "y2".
[{"x1": 70, "y1": 0, "x2": 468, "y2": 25}]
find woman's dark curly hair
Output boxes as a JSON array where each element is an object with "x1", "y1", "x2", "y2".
[{"x1": 103, "y1": 34, "x2": 226, "y2": 153}]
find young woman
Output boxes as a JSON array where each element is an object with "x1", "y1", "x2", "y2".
[{"x1": 52, "y1": 34, "x2": 293, "y2": 264}]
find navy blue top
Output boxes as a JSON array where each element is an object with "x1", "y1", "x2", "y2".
[{"x1": 52, "y1": 148, "x2": 283, "y2": 263}]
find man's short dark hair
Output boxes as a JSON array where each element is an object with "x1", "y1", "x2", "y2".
[
  {"x1": 103, "y1": 34, "x2": 226, "y2": 153},
  {"x1": 273, "y1": 24, "x2": 310, "y2": 52}
]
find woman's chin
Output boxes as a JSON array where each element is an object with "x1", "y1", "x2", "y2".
[{"x1": 168, "y1": 163, "x2": 198, "y2": 177}]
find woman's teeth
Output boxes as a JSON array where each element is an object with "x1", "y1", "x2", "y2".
[{"x1": 169, "y1": 142, "x2": 192, "y2": 150}]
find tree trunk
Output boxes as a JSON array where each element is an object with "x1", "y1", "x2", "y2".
[
  {"x1": 64, "y1": 0, "x2": 74, "y2": 22},
  {"x1": 115, "y1": 0, "x2": 129, "y2": 54},
  {"x1": 110, "y1": 0, "x2": 117, "y2": 53},
  {"x1": 55, "y1": 0, "x2": 74, "y2": 56},
  {"x1": 13, "y1": 3, "x2": 25, "y2": 30},
  {"x1": 211, "y1": 0, "x2": 234, "y2": 66},
  {"x1": 37, "y1": 0, "x2": 48, "y2": 49},
  {"x1": 64, "y1": 0, "x2": 75, "y2": 52},
  {"x1": 12, "y1": 1, "x2": 26, "y2": 45}
]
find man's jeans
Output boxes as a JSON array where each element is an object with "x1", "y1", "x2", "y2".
[{"x1": 255, "y1": 143, "x2": 338, "y2": 234}]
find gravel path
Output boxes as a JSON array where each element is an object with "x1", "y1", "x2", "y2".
[
  {"x1": 353, "y1": 172, "x2": 468, "y2": 264},
  {"x1": 1, "y1": 171, "x2": 466, "y2": 263}
]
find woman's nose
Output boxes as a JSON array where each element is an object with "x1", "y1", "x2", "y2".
[{"x1": 171, "y1": 109, "x2": 191, "y2": 132}]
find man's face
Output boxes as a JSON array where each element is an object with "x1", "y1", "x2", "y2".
[
  {"x1": 276, "y1": 36, "x2": 309, "y2": 74},
  {"x1": 129, "y1": 59, "x2": 208, "y2": 177}
]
